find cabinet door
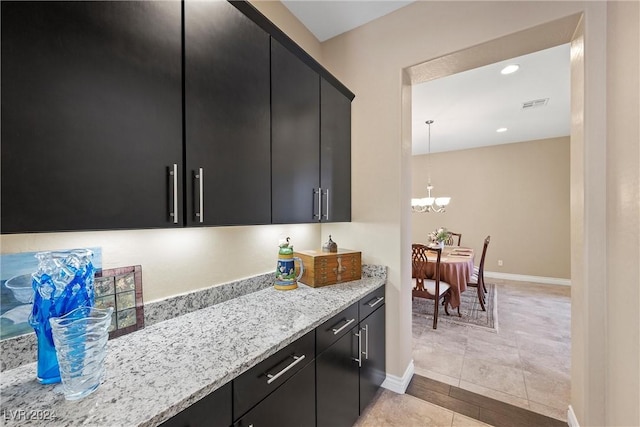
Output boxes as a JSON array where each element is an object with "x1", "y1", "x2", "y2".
[
  {"x1": 316, "y1": 327, "x2": 360, "y2": 427},
  {"x1": 233, "y1": 330, "x2": 314, "y2": 420},
  {"x1": 271, "y1": 38, "x2": 320, "y2": 224},
  {"x1": 159, "y1": 382, "x2": 231, "y2": 427},
  {"x1": 360, "y1": 305, "x2": 386, "y2": 413},
  {"x1": 316, "y1": 302, "x2": 358, "y2": 354},
  {"x1": 184, "y1": 1, "x2": 271, "y2": 226},
  {"x1": 320, "y1": 78, "x2": 352, "y2": 222},
  {"x1": 1, "y1": 2, "x2": 182, "y2": 233},
  {"x1": 234, "y1": 361, "x2": 315, "y2": 427}
]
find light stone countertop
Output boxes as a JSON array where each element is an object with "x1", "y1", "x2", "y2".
[{"x1": 0, "y1": 275, "x2": 385, "y2": 427}]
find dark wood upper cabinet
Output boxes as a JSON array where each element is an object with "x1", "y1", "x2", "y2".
[
  {"x1": 184, "y1": 1, "x2": 271, "y2": 226},
  {"x1": 271, "y1": 38, "x2": 321, "y2": 224},
  {"x1": 271, "y1": 43, "x2": 353, "y2": 224},
  {"x1": 321, "y1": 78, "x2": 352, "y2": 222},
  {"x1": 1, "y1": 0, "x2": 352, "y2": 233},
  {"x1": 1, "y1": 1, "x2": 183, "y2": 232}
]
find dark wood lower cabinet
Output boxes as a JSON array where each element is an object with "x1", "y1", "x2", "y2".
[
  {"x1": 158, "y1": 293, "x2": 385, "y2": 427},
  {"x1": 159, "y1": 382, "x2": 232, "y2": 427},
  {"x1": 316, "y1": 327, "x2": 360, "y2": 427},
  {"x1": 233, "y1": 361, "x2": 316, "y2": 427},
  {"x1": 359, "y1": 305, "x2": 386, "y2": 413}
]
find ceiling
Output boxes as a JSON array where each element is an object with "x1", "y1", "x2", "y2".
[
  {"x1": 281, "y1": 1, "x2": 414, "y2": 42},
  {"x1": 281, "y1": 1, "x2": 571, "y2": 155},
  {"x1": 412, "y1": 43, "x2": 571, "y2": 155}
]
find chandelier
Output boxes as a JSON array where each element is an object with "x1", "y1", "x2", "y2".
[{"x1": 411, "y1": 120, "x2": 451, "y2": 213}]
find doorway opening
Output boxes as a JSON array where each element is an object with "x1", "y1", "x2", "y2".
[{"x1": 402, "y1": 13, "x2": 582, "y2": 423}]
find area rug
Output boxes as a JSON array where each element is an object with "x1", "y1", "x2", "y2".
[{"x1": 412, "y1": 283, "x2": 498, "y2": 332}]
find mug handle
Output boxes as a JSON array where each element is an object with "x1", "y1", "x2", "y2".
[{"x1": 293, "y1": 257, "x2": 304, "y2": 281}]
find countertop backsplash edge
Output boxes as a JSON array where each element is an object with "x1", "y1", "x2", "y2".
[{"x1": 1, "y1": 264, "x2": 384, "y2": 372}]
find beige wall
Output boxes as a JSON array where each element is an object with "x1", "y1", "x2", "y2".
[
  {"x1": 320, "y1": 1, "x2": 638, "y2": 426},
  {"x1": 412, "y1": 137, "x2": 571, "y2": 279},
  {"x1": 605, "y1": 1, "x2": 640, "y2": 425},
  {"x1": 248, "y1": 0, "x2": 322, "y2": 63}
]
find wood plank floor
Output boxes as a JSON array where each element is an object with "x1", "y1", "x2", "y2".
[{"x1": 406, "y1": 374, "x2": 567, "y2": 427}]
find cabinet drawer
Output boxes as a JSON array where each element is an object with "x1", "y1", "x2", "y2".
[
  {"x1": 316, "y1": 302, "x2": 358, "y2": 355},
  {"x1": 359, "y1": 286, "x2": 385, "y2": 321},
  {"x1": 234, "y1": 361, "x2": 315, "y2": 427},
  {"x1": 233, "y1": 330, "x2": 314, "y2": 420},
  {"x1": 159, "y1": 382, "x2": 231, "y2": 427}
]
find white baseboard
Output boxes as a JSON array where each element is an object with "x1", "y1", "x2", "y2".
[
  {"x1": 484, "y1": 271, "x2": 571, "y2": 286},
  {"x1": 381, "y1": 359, "x2": 415, "y2": 394},
  {"x1": 567, "y1": 405, "x2": 580, "y2": 427}
]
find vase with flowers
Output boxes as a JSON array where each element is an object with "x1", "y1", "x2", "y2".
[{"x1": 428, "y1": 227, "x2": 451, "y2": 249}]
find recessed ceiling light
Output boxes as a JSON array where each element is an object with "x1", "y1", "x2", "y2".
[
  {"x1": 500, "y1": 64, "x2": 520, "y2": 75},
  {"x1": 496, "y1": 127, "x2": 508, "y2": 133}
]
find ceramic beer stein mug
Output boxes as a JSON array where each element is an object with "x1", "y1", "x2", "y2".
[{"x1": 275, "y1": 237, "x2": 304, "y2": 290}]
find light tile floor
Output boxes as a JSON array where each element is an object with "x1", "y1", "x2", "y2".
[
  {"x1": 412, "y1": 279, "x2": 571, "y2": 422},
  {"x1": 354, "y1": 389, "x2": 493, "y2": 427}
]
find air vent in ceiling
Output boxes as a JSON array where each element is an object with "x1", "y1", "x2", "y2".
[{"x1": 522, "y1": 98, "x2": 549, "y2": 109}]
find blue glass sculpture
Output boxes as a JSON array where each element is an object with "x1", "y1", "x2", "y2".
[{"x1": 28, "y1": 249, "x2": 95, "y2": 384}]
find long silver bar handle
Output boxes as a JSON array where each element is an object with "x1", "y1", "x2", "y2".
[
  {"x1": 169, "y1": 164, "x2": 178, "y2": 224},
  {"x1": 323, "y1": 188, "x2": 330, "y2": 220},
  {"x1": 332, "y1": 318, "x2": 355, "y2": 335},
  {"x1": 362, "y1": 324, "x2": 369, "y2": 359},
  {"x1": 266, "y1": 354, "x2": 306, "y2": 384},
  {"x1": 313, "y1": 187, "x2": 323, "y2": 220},
  {"x1": 353, "y1": 330, "x2": 362, "y2": 367},
  {"x1": 195, "y1": 167, "x2": 204, "y2": 223},
  {"x1": 367, "y1": 296, "x2": 385, "y2": 308}
]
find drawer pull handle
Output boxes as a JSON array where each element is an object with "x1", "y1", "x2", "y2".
[
  {"x1": 332, "y1": 318, "x2": 355, "y2": 335},
  {"x1": 266, "y1": 354, "x2": 306, "y2": 385},
  {"x1": 367, "y1": 296, "x2": 385, "y2": 308}
]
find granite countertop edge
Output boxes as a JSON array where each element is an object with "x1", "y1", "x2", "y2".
[{"x1": 0, "y1": 272, "x2": 386, "y2": 427}]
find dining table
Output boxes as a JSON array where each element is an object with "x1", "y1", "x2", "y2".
[{"x1": 424, "y1": 245, "x2": 475, "y2": 310}]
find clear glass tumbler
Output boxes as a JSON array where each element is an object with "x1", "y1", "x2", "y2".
[{"x1": 49, "y1": 306, "x2": 113, "y2": 400}]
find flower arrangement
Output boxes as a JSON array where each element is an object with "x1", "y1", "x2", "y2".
[{"x1": 428, "y1": 227, "x2": 451, "y2": 244}]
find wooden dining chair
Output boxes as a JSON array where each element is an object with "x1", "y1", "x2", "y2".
[
  {"x1": 411, "y1": 244, "x2": 451, "y2": 329},
  {"x1": 467, "y1": 235, "x2": 490, "y2": 311},
  {"x1": 444, "y1": 232, "x2": 462, "y2": 246}
]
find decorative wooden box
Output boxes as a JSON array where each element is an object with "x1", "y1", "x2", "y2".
[{"x1": 294, "y1": 249, "x2": 362, "y2": 288}]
